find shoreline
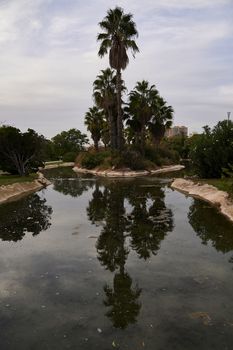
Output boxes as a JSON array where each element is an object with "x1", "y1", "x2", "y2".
[
  {"x1": 0, "y1": 172, "x2": 51, "y2": 205},
  {"x1": 171, "y1": 178, "x2": 233, "y2": 223},
  {"x1": 73, "y1": 164, "x2": 185, "y2": 178},
  {"x1": 40, "y1": 162, "x2": 74, "y2": 170}
]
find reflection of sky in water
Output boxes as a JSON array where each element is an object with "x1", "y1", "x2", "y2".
[{"x1": 0, "y1": 172, "x2": 232, "y2": 349}]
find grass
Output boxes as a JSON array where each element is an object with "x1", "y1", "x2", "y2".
[
  {"x1": 198, "y1": 178, "x2": 233, "y2": 199},
  {"x1": 0, "y1": 174, "x2": 38, "y2": 187}
]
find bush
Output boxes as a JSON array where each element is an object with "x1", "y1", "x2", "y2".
[
  {"x1": 189, "y1": 120, "x2": 233, "y2": 178},
  {"x1": 62, "y1": 152, "x2": 77, "y2": 162},
  {"x1": 145, "y1": 144, "x2": 179, "y2": 166},
  {"x1": 79, "y1": 150, "x2": 111, "y2": 169},
  {"x1": 114, "y1": 149, "x2": 146, "y2": 170}
]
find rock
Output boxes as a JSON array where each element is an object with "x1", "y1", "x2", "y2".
[
  {"x1": 171, "y1": 178, "x2": 233, "y2": 223},
  {"x1": 73, "y1": 165, "x2": 185, "y2": 178}
]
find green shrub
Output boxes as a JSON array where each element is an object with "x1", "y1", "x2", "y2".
[
  {"x1": 113, "y1": 149, "x2": 146, "y2": 170},
  {"x1": 62, "y1": 152, "x2": 77, "y2": 162},
  {"x1": 190, "y1": 120, "x2": 233, "y2": 178},
  {"x1": 80, "y1": 150, "x2": 111, "y2": 169},
  {"x1": 145, "y1": 144, "x2": 179, "y2": 166}
]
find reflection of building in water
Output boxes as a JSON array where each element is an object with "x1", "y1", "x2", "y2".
[{"x1": 165, "y1": 125, "x2": 188, "y2": 138}]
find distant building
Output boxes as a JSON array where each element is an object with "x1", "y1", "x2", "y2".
[{"x1": 165, "y1": 126, "x2": 188, "y2": 138}]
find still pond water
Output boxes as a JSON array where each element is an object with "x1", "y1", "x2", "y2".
[{"x1": 0, "y1": 167, "x2": 233, "y2": 350}]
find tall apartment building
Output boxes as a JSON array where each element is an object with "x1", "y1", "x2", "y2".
[{"x1": 165, "y1": 126, "x2": 188, "y2": 138}]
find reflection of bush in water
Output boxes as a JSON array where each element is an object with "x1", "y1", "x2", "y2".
[
  {"x1": 0, "y1": 194, "x2": 52, "y2": 242},
  {"x1": 53, "y1": 179, "x2": 94, "y2": 197},
  {"x1": 42, "y1": 167, "x2": 78, "y2": 180},
  {"x1": 188, "y1": 199, "x2": 233, "y2": 253}
]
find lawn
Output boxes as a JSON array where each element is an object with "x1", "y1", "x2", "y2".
[
  {"x1": 0, "y1": 174, "x2": 38, "y2": 187},
  {"x1": 199, "y1": 178, "x2": 233, "y2": 199}
]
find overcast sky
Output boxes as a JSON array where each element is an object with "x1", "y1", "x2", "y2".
[{"x1": 0, "y1": 0, "x2": 232, "y2": 138}]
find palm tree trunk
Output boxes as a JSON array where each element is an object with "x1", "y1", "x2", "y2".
[
  {"x1": 116, "y1": 68, "x2": 123, "y2": 151},
  {"x1": 107, "y1": 106, "x2": 117, "y2": 149},
  {"x1": 93, "y1": 136, "x2": 99, "y2": 151},
  {"x1": 140, "y1": 121, "x2": 145, "y2": 156}
]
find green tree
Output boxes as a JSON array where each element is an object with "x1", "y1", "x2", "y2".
[
  {"x1": 0, "y1": 125, "x2": 46, "y2": 176},
  {"x1": 189, "y1": 120, "x2": 233, "y2": 178},
  {"x1": 97, "y1": 6, "x2": 139, "y2": 151},
  {"x1": 85, "y1": 106, "x2": 105, "y2": 151},
  {"x1": 52, "y1": 128, "x2": 88, "y2": 159}
]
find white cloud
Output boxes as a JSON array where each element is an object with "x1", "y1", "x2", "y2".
[{"x1": 0, "y1": 0, "x2": 232, "y2": 136}]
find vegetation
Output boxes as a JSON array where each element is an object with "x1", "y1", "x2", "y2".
[
  {"x1": 85, "y1": 106, "x2": 105, "y2": 151},
  {"x1": 189, "y1": 120, "x2": 233, "y2": 178},
  {"x1": 79, "y1": 6, "x2": 177, "y2": 170},
  {"x1": 97, "y1": 6, "x2": 139, "y2": 150},
  {"x1": 0, "y1": 126, "x2": 46, "y2": 176},
  {"x1": 52, "y1": 128, "x2": 88, "y2": 160},
  {"x1": 0, "y1": 173, "x2": 38, "y2": 186}
]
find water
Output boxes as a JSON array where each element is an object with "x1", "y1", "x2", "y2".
[{"x1": 0, "y1": 168, "x2": 232, "y2": 349}]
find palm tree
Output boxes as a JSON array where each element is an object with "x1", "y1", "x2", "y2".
[
  {"x1": 125, "y1": 80, "x2": 159, "y2": 154},
  {"x1": 93, "y1": 68, "x2": 117, "y2": 149},
  {"x1": 148, "y1": 97, "x2": 174, "y2": 145},
  {"x1": 97, "y1": 6, "x2": 139, "y2": 151},
  {"x1": 85, "y1": 106, "x2": 105, "y2": 151}
]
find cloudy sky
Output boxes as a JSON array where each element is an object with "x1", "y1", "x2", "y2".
[{"x1": 0, "y1": 0, "x2": 232, "y2": 138}]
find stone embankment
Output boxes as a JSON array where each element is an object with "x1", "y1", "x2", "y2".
[
  {"x1": 73, "y1": 165, "x2": 185, "y2": 178},
  {"x1": 0, "y1": 173, "x2": 51, "y2": 205},
  {"x1": 171, "y1": 178, "x2": 233, "y2": 223},
  {"x1": 41, "y1": 162, "x2": 74, "y2": 170}
]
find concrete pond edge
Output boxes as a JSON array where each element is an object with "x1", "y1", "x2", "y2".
[
  {"x1": 73, "y1": 164, "x2": 185, "y2": 178},
  {"x1": 171, "y1": 178, "x2": 233, "y2": 223},
  {"x1": 0, "y1": 172, "x2": 51, "y2": 205}
]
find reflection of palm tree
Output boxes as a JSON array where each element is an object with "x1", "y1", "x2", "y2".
[
  {"x1": 87, "y1": 184, "x2": 107, "y2": 224},
  {"x1": 104, "y1": 272, "x2": 141, "y2": 329},
  {"x1": 95, "y1": 184, "x2": 129, "y2": 272},
  {"x1": 0, "y1": 194, "x2": 52, "y2": 241},
  {"x1": 188, "y1": 199, "x2": 233, "y2": 253},
  {"x1": 127, "y1": 184, "x2": 173, "y2": 259},
  {"x1": 87, "y1": 179, "x2": 174, "y2": 328},
  {"x1": 88, "y1": 182, "x2": 141, "y2": 328}
]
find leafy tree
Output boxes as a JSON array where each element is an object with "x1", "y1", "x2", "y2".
[
  {"x1": 85, "y1": 106, "x2": 105, "y2": 151},
  {"x1": 98, "y1": 6, "x2": 139, "y2": 150},
  {"x1": 189, "y1": 120, "x2": 233, "y2": 178},
  {"x1": 0, "y1": 125, "x2": 46, "y2": 176},
  {"x1": 52, "y1": 128, "x2": 88, "y2": 159}
]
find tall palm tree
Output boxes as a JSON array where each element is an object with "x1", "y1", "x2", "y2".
[
  {"x1": 85, "y1": 106, "x2": 105, "y2": 151},
  {"x1": 93, "y1": 68, "x2": 117, "y2": 149},
  {"x1": 97, "y1": 6, "x2": 139, "y2": 151}
]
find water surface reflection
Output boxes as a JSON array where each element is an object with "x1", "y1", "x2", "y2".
[{"x1": 0, "y1": 169, "x2": 232, "y2": 349}]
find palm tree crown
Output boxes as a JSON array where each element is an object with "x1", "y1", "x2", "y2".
[{"x1": 97, "y1": 6, "x2": 139, "y2": 70}]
